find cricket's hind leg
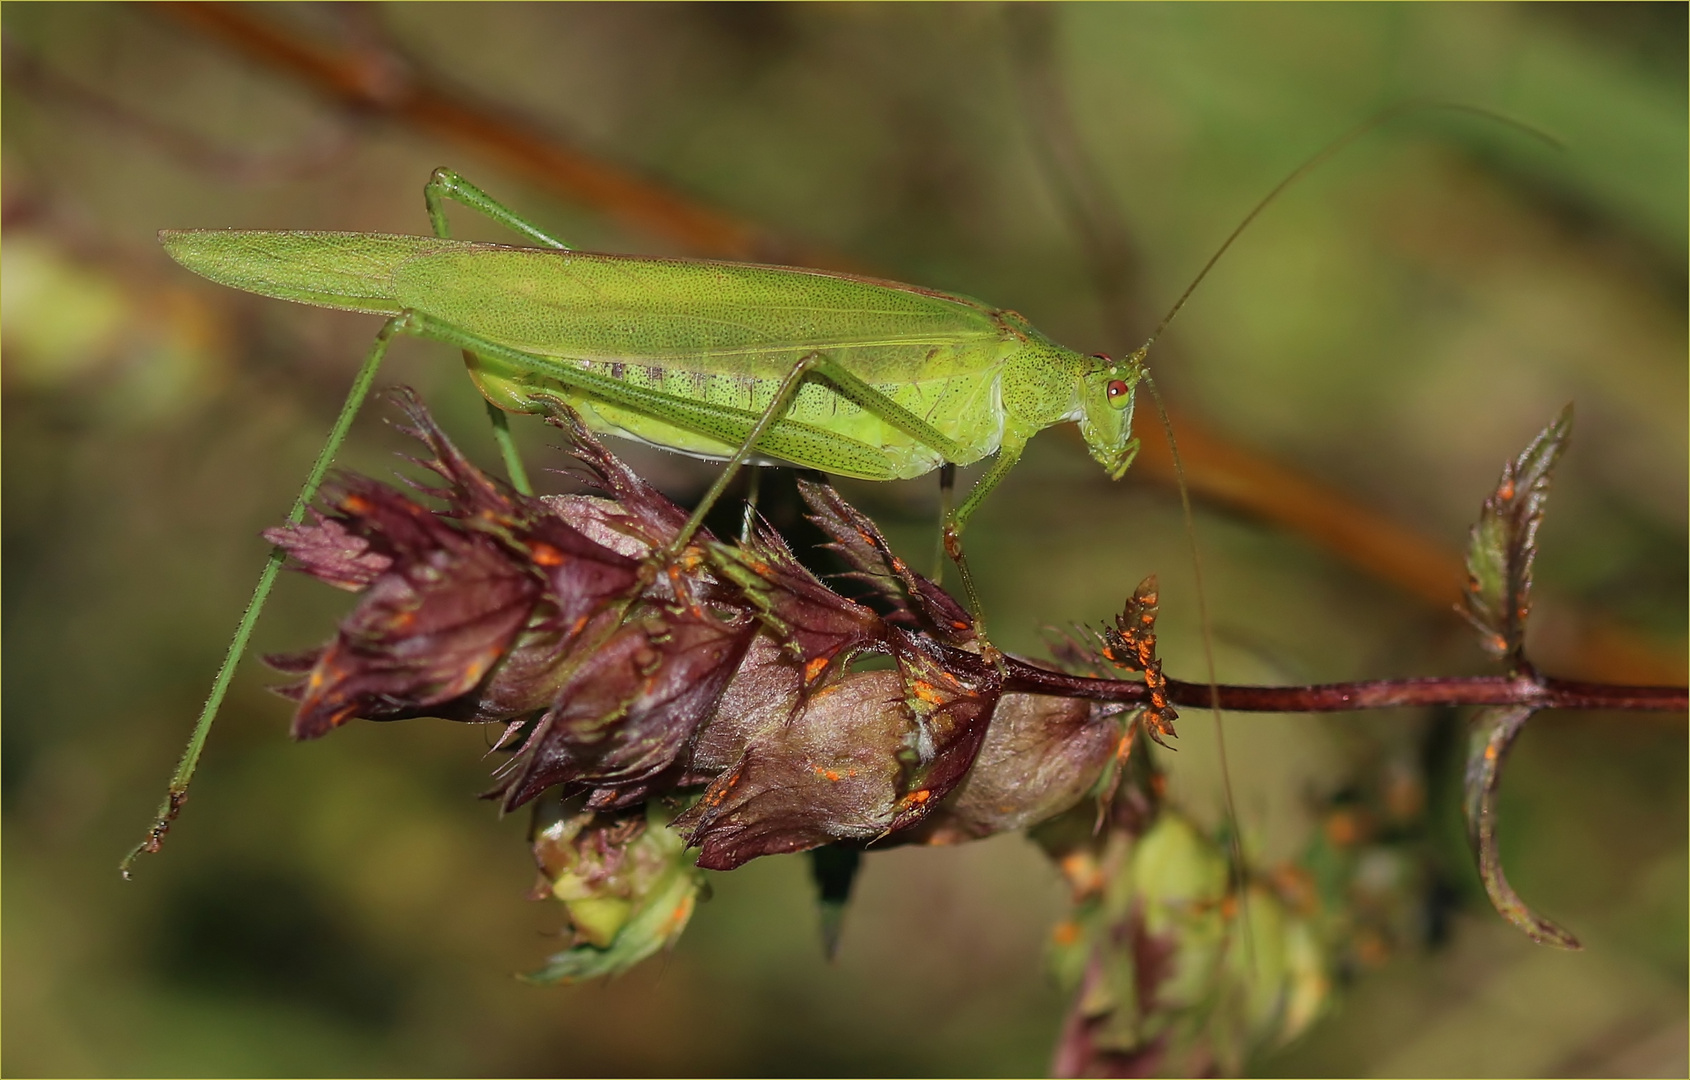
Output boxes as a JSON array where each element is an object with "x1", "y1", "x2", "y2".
[
  {"x1": 423, "y1": 168, "x2": 575, "y2": 493},
  {"x1": 660, "y1": 352, "x2": 832, "y2": 561},
  {"x1": 124, "y1": 316, "x2": 409, "y2": 872}
]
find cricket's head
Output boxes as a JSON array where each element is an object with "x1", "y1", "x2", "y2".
[{"x1": 1076, "y1": 346, "x2": 1145, "y2": 480}]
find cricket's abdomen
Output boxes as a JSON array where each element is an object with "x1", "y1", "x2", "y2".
[
  {"x1": 470, "y1": 350, "x2": 1005, "y2": 480},
  {"x1": 401, "y1": 248, "x2": 1016, "y2": 479}
]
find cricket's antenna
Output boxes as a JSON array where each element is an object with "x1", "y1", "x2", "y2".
[
  {"x1": 1144, "y1": 373, "x2": 1255, "y2": 971},
  {"x1": 1130, "y1": 101, "x2": 1559, "y2": 978},
  {"x1": 1139, "y1": 101, "x2": 1561, "y2": 352}
]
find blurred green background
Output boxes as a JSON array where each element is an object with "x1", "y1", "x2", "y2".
[{"x1": 3, "y1": 4, "x2": 1684, "y2": 1076}]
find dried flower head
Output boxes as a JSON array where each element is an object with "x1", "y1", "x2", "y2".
[{"x1": 264, "y1": 391, "x2": 1158, "y2": 976}]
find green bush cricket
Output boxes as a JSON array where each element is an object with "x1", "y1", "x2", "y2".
[
  {"x1": 160, "y1": 169, "x2": 1147, "y2": 587},
  {"x1": 124, "y1": 105, "x2": 1546, "y2": 873}
]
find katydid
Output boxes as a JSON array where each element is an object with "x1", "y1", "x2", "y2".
[
  {"x1": 124, "y1": 104, "x2": 1547, "y2": 874},
  {"x1": 158, "y1": 174, "x2": 1146, "y2": 592}
]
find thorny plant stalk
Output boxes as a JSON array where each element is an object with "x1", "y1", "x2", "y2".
[{"x1": 243, "y1": 391, "x2": 1677, "y2": 1073}]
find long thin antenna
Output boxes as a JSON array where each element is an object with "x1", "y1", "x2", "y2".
[
  {"x1": 1131, "y1": 100, "x2": 1561, "y2": 978},
  {"x1": 1145, "y1": 374, "x2": 1254, "y2": 970},
  {"x1": 1140, "y1": 101, "x2": 1562, "y2": 351}
]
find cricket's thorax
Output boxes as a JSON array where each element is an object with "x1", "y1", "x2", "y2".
[{"x1": 998, "y1": 337, "x2": 1092, "y2": 434}]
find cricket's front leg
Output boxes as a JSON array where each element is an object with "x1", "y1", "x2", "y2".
[
  {"x1": 943, "y1": 434, "x2": 1027, "y2": 666},
  {"x1": 423, "y1": 168, "x2": 573, "y2": 250}
]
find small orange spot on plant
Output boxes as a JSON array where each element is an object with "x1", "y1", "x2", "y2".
[
  {"x1": 528, "y1": 541, "x2": 564, "y2": 566},
  {"x1": 1058, "y1": 852, "x2": 1103, "y2": 896},
  {"x1": 910, "y1": 680, "x2": 943, "y2": 706},
  {"x1": 1324, "y1": 809, "x2": 1367, "y2": 847},
  {"x1": 1271, "y1": 865, "x2": 1318, "y2": 914},
  {"x1": 664, "y1": 896, "x2": 695, "y2": 933},
  {"x1": 1354, "y1": 929, "x2": 1392, "y2": 968}
]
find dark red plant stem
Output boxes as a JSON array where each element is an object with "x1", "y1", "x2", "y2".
[{"x1": 1000, "y1": 658, "x2": 1687, "y2": 713}]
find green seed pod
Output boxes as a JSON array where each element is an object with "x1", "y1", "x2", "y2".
[{"x1": 525, "y1": 801, "x2": 703, "y2": 983}]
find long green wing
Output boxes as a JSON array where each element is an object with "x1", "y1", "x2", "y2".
[
  {"x1": 158, "y1": 231, "x2": 470, "y2": 315},
  {"x1": 160, "y1": 231, "x2": 1027, "y2": 476},
  {"x1": 394, "y1": 248, "x2": 1005, "y2": 381},
  {"x1": 161, "y1": 232, "x2": 1009, "y2": 381}
]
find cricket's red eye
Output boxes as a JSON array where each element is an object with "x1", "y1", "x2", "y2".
[{"x1": 1106, "y1": 379, "x2": 1131, "y2": 408}]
